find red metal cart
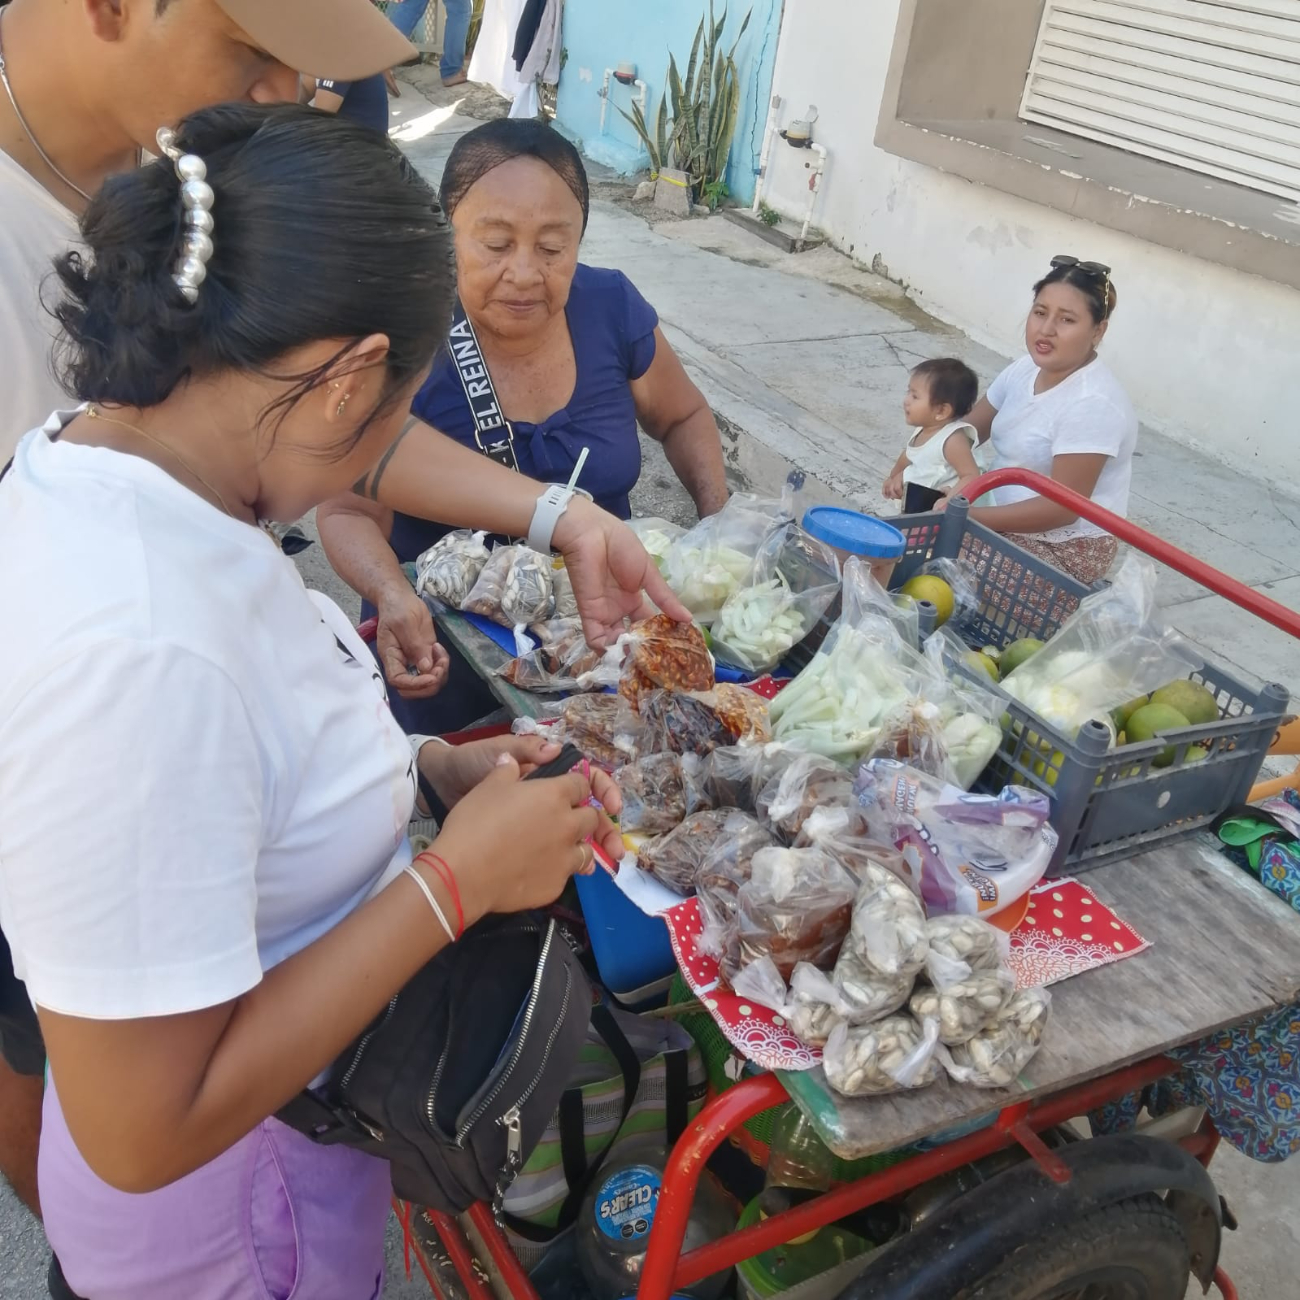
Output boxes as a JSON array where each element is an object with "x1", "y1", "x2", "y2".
[{"x1": 398, "y1": 470, "x2": 1300, "y2": 1300}]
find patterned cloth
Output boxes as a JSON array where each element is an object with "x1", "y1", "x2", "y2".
[
  {"x1": 1004, "y1": 532, "x2": 1119, "y2": 586},
  {"x1": 1091, "y1": 790, "x2": 1300, "y2": 1162}
]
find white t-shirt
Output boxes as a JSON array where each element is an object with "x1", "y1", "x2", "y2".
[
  {"x1": 903, "y1": 420, "x2": 978, "y2": 491},
  {"x1": 0, "y1": 412, "x2": 416, "y2": 1021},
  {"x1": 0, "y1": 152, "x2": 78, "y2": 458},
  {"x1": 986, "y1": 354, "x2": 1138, "y2": 543}
]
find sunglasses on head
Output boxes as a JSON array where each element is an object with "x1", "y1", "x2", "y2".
[
  {"x1": 1048, "y1": 255, "x2": 1112, "y2": 318},
  {"x1": 1050, "y1": 254, "x2": 1111, "y2": 278}
]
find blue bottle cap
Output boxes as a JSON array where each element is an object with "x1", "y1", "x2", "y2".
[{"x1": 801, "y1": 507, "x2": 906, "y2": 559}]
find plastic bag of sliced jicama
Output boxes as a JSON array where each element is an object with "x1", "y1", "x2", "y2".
[
  {"x1": 662, "y1": 492, "x2": 795, "y2": 625},
  {"x1": 711, "y1": 522, "x2": 841, "y2": 675}
]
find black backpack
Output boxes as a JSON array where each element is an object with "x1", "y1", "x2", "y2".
[{"x1": 278, "y1": 911, "x2": 591, "y2": 1217}]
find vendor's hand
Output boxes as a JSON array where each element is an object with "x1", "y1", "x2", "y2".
[
  {"x1": 554, "y1": 499, "x2": 692, "y2": 648},
  {"x1": 418, "y1": 734, "x2": 624, "y2": 817},
  {"x1": 933, "y1": 495, "x2": 951, "y2": 514},
  {"x1": 882, "y1": 473, "x2": 904, "y2": 501},
  {"x1": 376, "y1": 583, "x2": 449, "y2": 698},
  {"x1": 435, "y1": 755, "x2": 624, "y2": 922}
]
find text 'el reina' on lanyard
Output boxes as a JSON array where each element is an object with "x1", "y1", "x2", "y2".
[{"x1": 448, "y1": 301, "x2": 592, "y2": 512}]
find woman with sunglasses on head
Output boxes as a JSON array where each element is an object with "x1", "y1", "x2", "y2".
[
  {"x1": 955, "y1": 256, "x2": 1137, "y2": 584},
  {"x1": 0, "y1": 102, "x2": 625, "y2": 1300}
]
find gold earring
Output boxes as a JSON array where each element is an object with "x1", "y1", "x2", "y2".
[{"x1": 336, "y1": 392, "x2": 350, "y2": 417}]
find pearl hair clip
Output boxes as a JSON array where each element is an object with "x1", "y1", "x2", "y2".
[{"x1": 155, "y1": 126, "x2": 214, "y2": 304}]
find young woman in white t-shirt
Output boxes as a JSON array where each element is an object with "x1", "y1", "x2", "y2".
[
  {"x1": 956, "y1": 258, "x2": 1138, "y2": 584},
  {"x1": 0, "y1": 103, "x2": 626, "y2": 1300}
]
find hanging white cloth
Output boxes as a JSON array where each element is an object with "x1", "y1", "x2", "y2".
[
  {"x1": 468, "y1": 0, "x2": 532, "y2": 104},
  {"x1": 518, "y1": 0, "x2": 562, "y2": 87}
]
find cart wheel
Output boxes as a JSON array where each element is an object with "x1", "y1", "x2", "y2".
[{"x1": 965, "y1": 1194, "x2": 1190, "y2": 1300}]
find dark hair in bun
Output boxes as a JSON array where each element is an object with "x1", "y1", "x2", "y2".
[{"x1": 51, "y1": 102, "x2": 454, "y2": 449}]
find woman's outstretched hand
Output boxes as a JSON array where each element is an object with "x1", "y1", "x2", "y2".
[{"x1": 554, "y1": 500, "x2": 692, "y2": 648}]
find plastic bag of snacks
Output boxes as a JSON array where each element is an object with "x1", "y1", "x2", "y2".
[
  {"x1": 941, "y1": 986, "x2": 1052, "y2": 1087},
  {"x1": 415, "y1": 529, "x2": 491, "y2": 609},
  {"x1": 857, "y1": 760, "x2": 1056, "y2": 918},
  {"x1": 626, "y1": 517, "x2": 685, "y2": 575},
  {"x1": 663, "y1": 493, "x2": 794, "y2": 625},
  {"x1": 636, "y1": 807, "x2": 736, "y2": 894},
  {"x1": 711, "y1": 523, "x2": 841, "y2": 675},
  {"x1": 724, "y1": 846, "x2": 857, "y2": 983},
  {"x1": 638, "y1": 690, "x2": 734, "y2": 758},
  {"x1": 617, "y1": 753, "x2": 711, "y2": 835},
  {"x1": 640, "y1": 685, "x2": 772, "y2": 759},
  {"x1": 501, "y1": 548, "x2": 556, "y2": 626},
  {"x1": 910, "y1": 914, "x2": 1016, "y2": 1047},
  {"x1": 550, "y1": 562, "x2": 578, "y2": 620},
  {"x1": 823, "y1": 1015, "x2": 942, "y2": 1097},
  {"x1": 828, "y1": 941, "x2": 913, "y2": 1026},
  {"x1": 552, "y1": 694, "x2": 647, "y2": 771},
  {"x1": 757, "y1": 752, "x2": 857, "y2": 842},
  {"x1": 618, "y1": 613, "x2": 715, "y2": 708},
  {"x1": 498, "y1": 618, "x2": 604, "y2": 692},
  {"x1": 703, "y1": 741, "x2": 792, "y2": 811},
  {"x1": 1000, "y1": 555, "x2": 1202, "y2": 739},
  {"x1": 730, "y1": 958, "x2": 860, "y2": 1047},
  {"x1": 462, "y1": 545, "x2": 551, "y2": 624},
  {"x1": 695, "y1": 812, "x2": 780, "y2": 957},
  {"x1": 843, "y1": 860, "x2": 928, "y2": 981},
  {"x1": 794, "y1": 805, "x2": 919, "y2": 893}
]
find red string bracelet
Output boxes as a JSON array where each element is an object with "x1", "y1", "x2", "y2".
[{"x1": 416, "y1": 851, "x2": 464, "y2": 938}]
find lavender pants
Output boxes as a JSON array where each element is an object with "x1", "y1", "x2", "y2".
[{"x1": 40, "y1": 1080, "x2": 391, "y2": 1299}]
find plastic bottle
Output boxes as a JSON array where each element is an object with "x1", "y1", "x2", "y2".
[{"x1": 765, "y1": 1103, "x2": 836, "y2": 1191}]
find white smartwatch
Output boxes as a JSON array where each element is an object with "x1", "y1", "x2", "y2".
[{"x1": 527, "y1": 483, "x2": 591, "y2": 554}]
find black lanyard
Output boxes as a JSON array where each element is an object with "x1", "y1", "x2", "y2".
[{"x1": 448, "y1": 300, "x2": 520, "y2": 473}]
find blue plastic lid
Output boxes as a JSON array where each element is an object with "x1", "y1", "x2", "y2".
[{"x1": 801, "y1": 507, "x2": 906, "y2": 559}]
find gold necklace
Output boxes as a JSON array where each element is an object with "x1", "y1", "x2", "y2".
[{"x1": 84, "y1": 404, "x2": 272, "y2": 540}]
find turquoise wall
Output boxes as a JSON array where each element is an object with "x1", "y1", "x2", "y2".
[{"x1": 553, "y1": 0, "x2": 782, "y2": 205}]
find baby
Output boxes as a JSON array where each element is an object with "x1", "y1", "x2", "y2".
[{"x1": 883, "y1": 357, "x2": 981, "y2": 513}]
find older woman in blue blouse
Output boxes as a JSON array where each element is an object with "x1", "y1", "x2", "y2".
[{"x1": 319, "y1": 119, "x2": 728, "y2": 734}]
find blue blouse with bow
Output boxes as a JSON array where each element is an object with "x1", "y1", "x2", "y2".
[{"x1": 388, "y1": 264, "x2": 659, "y2": 565}]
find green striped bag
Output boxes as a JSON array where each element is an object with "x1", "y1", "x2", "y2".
[{"x1": 501, "y1": 1001, "x2": 707, "y2": 1268}]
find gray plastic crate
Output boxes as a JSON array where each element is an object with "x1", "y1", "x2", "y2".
[
  {"x1": 910, "y1": 505, "x2": 1290, "y2": 873},
  {"x1": 786, "y1": 499, "x2": 1087, "y2": 669},
  {"x1": 783, "y1": 501, "x2": 1288, "y2": 873}
]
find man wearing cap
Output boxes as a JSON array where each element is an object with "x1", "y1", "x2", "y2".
[{"x1": 0, "y1": 7, "x2": 683, "y2": 1290}]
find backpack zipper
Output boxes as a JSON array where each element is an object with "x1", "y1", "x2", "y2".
[
  {"x1": 491, "y1": 966, "x2": 574, "y2": 1223},
  {"x1": 422, "y1": 919, "x2": 543, "y2": 1139},
  {"x1": 339, "y1": 993, "x2": 400, "y2": 1093},
  {"x1": 450, "y1": 922, "x2": 564, "y2": 1147}
]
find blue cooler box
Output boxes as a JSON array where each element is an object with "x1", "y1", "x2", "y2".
[{"x1": 574, "y1": 866, "x2": 678, "y2": 999}]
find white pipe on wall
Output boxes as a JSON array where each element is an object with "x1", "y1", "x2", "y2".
[
  {"x1": 751, "y1": 93, "x2": 783, "y2": 216},
  {"x1": 797, "y1": 143, "x2": 828, "y2": 251},
  {"x1": 599, "y1": 70, "x2": 647, "y2": 137}
]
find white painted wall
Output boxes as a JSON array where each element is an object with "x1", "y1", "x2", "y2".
[{"x1": 759, "y1": 0, "x2": 1300, "y2": 491}]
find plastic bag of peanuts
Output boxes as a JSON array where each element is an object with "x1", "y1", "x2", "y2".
[
  {"x1": 941, "y1": 986, "x2": 1052, "y2": 1088},
  {"x1": 908, "y1": 914, "x2": 1016, "y2": 1046},
  {"x1": 823, "y1": 1014, "x2": 943, "y2": 1097}
]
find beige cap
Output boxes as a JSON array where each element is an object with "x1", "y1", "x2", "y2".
[{"x1": 216, "y1": 0, "x2": 415, "y2": 81}]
